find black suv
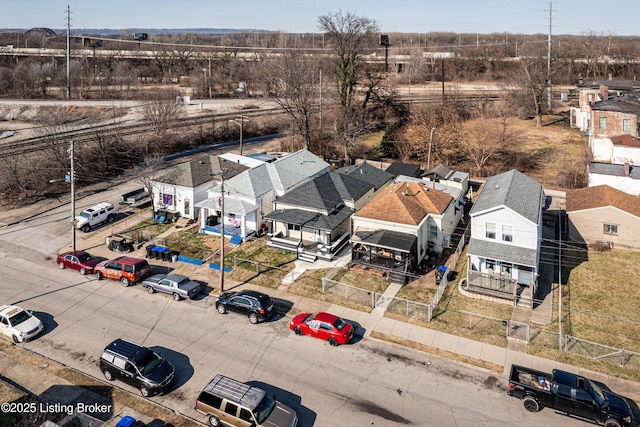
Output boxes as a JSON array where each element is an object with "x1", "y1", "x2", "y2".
[
  {"x1": 99, "y1": 339, "x2": 175, "y2": 397},
  {"x1": 215, "y1": 290, "x2": 275, "y2": 324}
]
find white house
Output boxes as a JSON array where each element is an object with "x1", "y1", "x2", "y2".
[
  {"x1": 588, "y1": 161, "x2": 640, "y2": 196},
  {"x1": 466, "y1": 170, "x2": 544, "y2": 305},
  {"x1": 196, "y1": 149, "x2": 329, "y2": 241}
]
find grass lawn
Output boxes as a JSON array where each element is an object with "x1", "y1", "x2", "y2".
[{"x1": 227, "y1": 238, "x2": 297, "y2": 288}]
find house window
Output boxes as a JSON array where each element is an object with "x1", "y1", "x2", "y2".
[
  {"x1": 623, "y1": 119, "x2": 631, "y2": 133},
  {"x1": 485, "y1": 222, "x2": 496, "y2": 239},
  {"x1": 587, "y1": 93, "x2": 593, "y2": 102},
  {"x1": 485, "y1": 259, "x2": 495, "y2": 273},
  {"x1": 287, "y1": 223, "x2": 301, "y2": 231},
  {"x1": 184, "y1": 197, "x2": 190, "y2": 216},
  {"x1": 161, "y1": 193, "x2": 173, "y2": 206},
  {"x1": 429, "y1": 225, "x2": 438, "y2": 239},
  {"x1": 599, "y1": 116, "x2": 607, "y2": 131},
  {"x1": 603, "y1": 223, "x2": 618, "y2": 235},
  {"x1": 502, "y1": 225, "x2": 513, "y2": 242},
  {"x1": 501, "y1": 264, "x2": 512, "y2": 277}
]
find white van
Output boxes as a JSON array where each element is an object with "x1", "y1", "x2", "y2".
[{"x1": 74, "y1": 202, "x2": 115, "y2": 232}]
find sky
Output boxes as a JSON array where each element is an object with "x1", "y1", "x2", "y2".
[{"x1": 1, "y1": 1, "x2": 639, "y2": 36}]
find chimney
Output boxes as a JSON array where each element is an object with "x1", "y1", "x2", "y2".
[
  {"x1": 578, "y1": 74, "x2": 583, "y2": 85},
  {"x1": 608, "y1": 73, "x2": 613, "y2": 81},
  {"x1": 600, "y1": 85, "x2": 609, "y2": 100},
  {"x1": 624, "y1": 162, "x2": 630, "y2": 177}
]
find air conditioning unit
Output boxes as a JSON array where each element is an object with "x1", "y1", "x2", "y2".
[{"x1": 443, "y1": 235, "x2": 451, "y2": 248}]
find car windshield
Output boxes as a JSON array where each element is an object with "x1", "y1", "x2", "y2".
[
  {"x1": 137, "y1": 351, "x2": 163, "y2": 376},
  {"x1": 586, "y1": 379, "x2": 605, "y2": 406},
  {"x1": 177, "y1": 277, "x2": 190, "y2": 286},
  {"x1": 9, "y1": 310, "x2": 31, "y2": 327},
  {"x1": 77, "y1": 253, "x2": 94, "y2": 263},
  {"x1": 253, "y1": 394, "x2": 276, "y2": 424},
  {"x1": 333, "y1": 317, "x2": 348, "y2": 331}
]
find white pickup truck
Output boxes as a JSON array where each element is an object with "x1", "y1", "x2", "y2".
[{"x1": 74, "y1": 202, "x2": 116, "y2": 232}]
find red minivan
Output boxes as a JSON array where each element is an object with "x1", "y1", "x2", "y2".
[{"x1": 94, "y1": 256, "x2": 151, "y2": 287}]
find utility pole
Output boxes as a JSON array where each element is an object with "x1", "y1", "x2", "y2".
[
  {"x1": 319, "y1": 69, "x2": 323, "y2": 135},
  {"x1": 427, "y1": 127, "x2": 436, "y2": 169},
  {"x1": 219, "y1": 175, "x2": 225, "y2": 292},
  {"x1": 558, "y1": 205, "x2": 563, "y2": 350},
  {"x1": 70, "y1": 140, "x2": 76, "y2": 252},
  {"x1": 66, "y1": 5, "x2": 71, "y2": 99},
  {"x1": 547, "y1": 2, "x2": 553, "y2": 112}
]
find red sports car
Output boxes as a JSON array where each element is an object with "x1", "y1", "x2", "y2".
[
  {"x1": 56, "y1": 251, "x2": 102, "y2": 275},
  {"x1": 289, "y1": 312, "x2": 354, "y2": 346}
]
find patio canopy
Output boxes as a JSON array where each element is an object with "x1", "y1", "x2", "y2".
[
  {"x1": 265, "y1": 207, "x2": 353, "y2": 232},
  {"x1": 351, "y1": 229, "x2": 416, "y2": 253}
]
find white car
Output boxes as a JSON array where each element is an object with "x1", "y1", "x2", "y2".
[{"x1": 0, "y1": 305, "x2": 44, "y2": 343}]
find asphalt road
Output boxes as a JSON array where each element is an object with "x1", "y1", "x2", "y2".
[{"x1": 0, "y1": 178, "x2": 592, "y2": 426}]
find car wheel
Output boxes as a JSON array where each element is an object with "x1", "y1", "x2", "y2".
[
  {"x1": 107, "y1": 214, "x2": 115, "y2": 223},
  {"x1": 172, "y1": 293, "x2": 181, "y2": 301},
  {"x1": 248, "y1": 313, "x2": 259, "y2": 324},
  {"x1": 82, "y1": 224, "x2": 90, "y2": 232},
  {"x1": 140, "y1": 386, "x2": 150, "y2": 397},
  {"x1": 604, "y1": 420, "x2": 621, "y2": 427},
  {"x1": 79, "y1": 268, "x2": 86, "y2": 275},
  {"x1": 103, "y1": 370, "x2": 113, "y2": 381},
  {"x1": 147, "y1": 286, "x2": 155, "y2": 294},
  {"x1": 294, "y1": 326, "x2": 302, "y2": 336},
  {"x1": 523, "y1": 396, "x2": 540, "y2": 413},
  {"x1": 120, "y1": 277, "x2": 130, "y2": 287},
  {"x1": 96, "y1": 271, "x2": 103, "y2": 280},
  {"x1": 58, "y1": 262, "x2": 65, "y2": 269},
  {"x1": 217, "y1": 304, "x2": 226, "y2": 314},
  {"x1": 12, "y1": 335, "x2": 20, "y2": 344},
  {"x1": 208, "y1": 415, "x2": 221, "y2": 427},
  {"x1": 329, "y1": 337, "x2": 339, "y2": 346}
]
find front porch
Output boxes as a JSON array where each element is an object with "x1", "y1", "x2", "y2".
[
  {"x1": 267, "y1": 231, "x2": 350, "y2": 262},
  {"x1": 465, "y1": 270, "x2": 536, "y2": 307},
  {"x1": 201, "y1": 223, "x2": 255, "y2": 242}
]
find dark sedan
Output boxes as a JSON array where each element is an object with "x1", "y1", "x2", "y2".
[
  {"x1": 215, "y1": 290, "x2": 275, "y2": 324},
  {"x1": 56, "y1": 251, "x2": 102, "y2": 275}
]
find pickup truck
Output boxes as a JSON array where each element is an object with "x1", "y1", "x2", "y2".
[
  {"x1": 141, "y1": 273, "x2": 202, "y2": 301},
  {"x1": 508, "y1": 364, "x2": 632, "y2": 427},
  {"x1": 120, "y1": 188, "x2": 151, "y2": 207}
]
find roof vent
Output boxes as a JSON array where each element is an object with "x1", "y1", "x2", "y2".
[{"x1": 496, "y1": 184, "x2": 500, "y2": 189}]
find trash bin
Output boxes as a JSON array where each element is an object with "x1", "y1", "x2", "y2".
[
  {"x1": 155, "y1": 246, "x2": 166, "y2": 260},
  {"x1": 171, "y1": 251, "x2": 180, "y2": 262},
  {"x1": 105, "y1": 236, "x2": 112, "y2": 246},
  {"x1": 145, "y1": 244, "x2": 155, "y2": 259},
  {"x1": 162, "y1": 249, "x2": 173, "y2": 262},
  {"x1": 435, "y1": 265, "x2": 448, "y2": 282},
  {"x1": 116, "y1": 415, "x2": 136, "y2": 427}
]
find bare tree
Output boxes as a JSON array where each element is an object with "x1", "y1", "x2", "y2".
[
  {"x1": 318, "y1": 11, "x2": 379, "y2": 163},
  {"x1": 463, "y1": 116, "x2": 519, "y2": 176},
  {"x1": 262, "y1": 49, "x2": 319, "y2": 149},
  {"x1": 139, "y1": 99, "x2": 185, "y2": 150}
]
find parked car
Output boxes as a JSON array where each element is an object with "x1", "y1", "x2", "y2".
[
  {"x1": 56, "y1": 250, "x2": 102, "y2": 275},
  {"x1": 215, "y1": 290, "x2": 275, "y2": 324},
  {"x1": 141, "y1": 273, "x2": 201, "y2": 301},
  {"x1": 74, "y1": 201, "x2": 115, "y2": 232},
  {"x1": 507, "y1": 364, "x2": 632, "y2": 426},
  {"x1": 195, "y1": 374, "x2": 298, "y2": 427},
  {"x1": 94, "y1": 256, "x2": 151, "y2": 286},
  {"x1": 289, "y1": 312, "x2": 354, "y2": 346},
  {"x1": 99, "y1": 338, "x2": 174, "y2": 397},
  {"x1": 0, "y1": 305, "x2": 44, "y2": 343}
]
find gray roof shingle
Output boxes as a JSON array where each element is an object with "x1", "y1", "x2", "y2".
[
  {"x1": 470, "y1": 170, "x2": 543, "y2": 225},
  {"x1": 468, "y1": 237, "x2": 537, "y2": 266}
]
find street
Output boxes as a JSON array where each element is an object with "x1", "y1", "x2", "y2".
[{"x1": 0, "y1": 182, "x2": 592, "y2": 426}]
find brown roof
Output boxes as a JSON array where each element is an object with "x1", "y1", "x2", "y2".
[
  {"x1": 611, "y1": 134, "x2": 640, "y2": 147},
  {"x1": 566, "y1": 185, "x2": 640, "y2": 217},
  {"x1": 355, "y1": 182, "x2": 453, "y2": 225}
]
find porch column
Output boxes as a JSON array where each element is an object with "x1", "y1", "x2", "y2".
[
  {"x1": 199, "y1": 207, "x2": 207, "y2": 230},
  {"x1": 241, "y1": 217, "x2": 246, "y2": 238}
]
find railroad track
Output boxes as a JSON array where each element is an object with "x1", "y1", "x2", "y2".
[
  {"x1": 0, "y1": 94, "x2": 505, "y2": 158},
  {"x1": 0, "y1": 107, "x2": 279, "y2": 158}
]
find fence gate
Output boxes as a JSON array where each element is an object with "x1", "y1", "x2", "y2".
[{"x1": 507, "y1": 320, "x2": 530, "y2": 342}]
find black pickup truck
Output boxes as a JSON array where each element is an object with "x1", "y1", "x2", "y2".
[{"x1": 508, "y1": 364, "x2": 632, "y2": 427}]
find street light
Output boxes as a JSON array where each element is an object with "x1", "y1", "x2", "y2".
[
  {"x1": 213, "y1": 168, "x2": 231, "y2": 292},
  {"x1": 229, "y1": 116, "x2": 246, "y2": 156}
]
